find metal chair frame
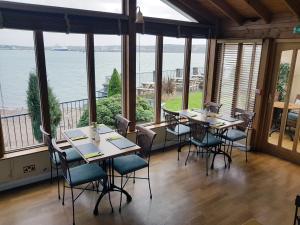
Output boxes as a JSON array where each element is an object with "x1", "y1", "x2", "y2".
[
  {"x1": 115, "y1": 114, "x2": 131, "y2": 137},
  {"x1": 52, "y1": 138, "x2": 113, "y2": 225},
  {"x1": 162, "y1": 108, "x2": 190, "y2": 161}
]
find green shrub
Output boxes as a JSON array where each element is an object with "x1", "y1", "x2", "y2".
[
  {"x1": 77, "y1": 94, "x2": 153, "y2": 127},
  {"x1": 26, "y1": 72, "x2": 61, "y2": 142}
]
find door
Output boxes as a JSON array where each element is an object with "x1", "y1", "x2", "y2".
[{"x1": 263, "y1": 42, "x2": 300, "y2": 159}]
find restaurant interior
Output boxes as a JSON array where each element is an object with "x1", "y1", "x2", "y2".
[{"x1": 1, "y1": 1, "x2": 300, "y2": 225}]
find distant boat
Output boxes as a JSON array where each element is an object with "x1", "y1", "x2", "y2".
[{"x1": 51, "y1": 46, "x2": 69, "y2": 51}]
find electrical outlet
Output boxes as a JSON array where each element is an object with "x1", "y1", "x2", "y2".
[{"x1": 23, "y1": 164, "x2": 36, "y2": 174}]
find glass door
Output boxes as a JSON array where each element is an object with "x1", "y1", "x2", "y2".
[{"x1": 267, "y1": 43, "x2": 300, "y2": 153}]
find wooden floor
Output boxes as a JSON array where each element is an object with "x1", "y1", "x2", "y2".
[{"x1": 0, "y1": 147, "x2": 299, "y2": 225}]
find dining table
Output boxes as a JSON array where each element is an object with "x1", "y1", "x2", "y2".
[
  {"x1": 179, "y1": 109, "x2": 244, "y2": 168},
  {"x1": 63, "y1": 125, "x2": 141, "y2": 215}
]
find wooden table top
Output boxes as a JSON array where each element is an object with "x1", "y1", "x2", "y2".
[
  {"x1": 63, "y1": 126, "x2": 141, "y2": 163},
  {"x1": 273, "y1": 101, "x2": 300, "y2": 110},
  {"x1": 180, "y1": 110, "x2": 244, "y2": 130}
]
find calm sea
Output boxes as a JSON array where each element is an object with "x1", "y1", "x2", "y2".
[{"x1": 0, "y1": 49, "x2": 205, "y2": 109}]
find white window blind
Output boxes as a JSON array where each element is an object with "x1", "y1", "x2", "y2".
[{"x1": 214, "y1": 42, "x2": 262, "y2": 115}]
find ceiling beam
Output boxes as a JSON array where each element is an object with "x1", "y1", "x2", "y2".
[
  {"x1": 244, "y1": 0, "x2": 271, "y2": 23},
  {"x1": 208, "y1": 0, "x2": 244, "y2": 26},
  {"x1": 284, "y1": 0, "x2": 300, "y2": 18},
  {"x1": 164, "y1": 0, "x2": 216, "y2": 24}
]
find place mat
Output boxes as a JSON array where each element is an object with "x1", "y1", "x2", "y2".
[
  {"x1": 242, "y1": 219, "x2": 263, "y2": 225},
  {"x1": 192, "y1": 109, "x2": 206, "y2": 114},
  {"x1": 65, "y1": 129, "x2": 87, "y2": 141},
  {"x1": 107, "y1": 136, "x2": 136, "y2": 149},
  {"x1": 217, "y1": 115, "x2": 239, "y2": 122},
  {"x1": 97, "y1": 124, "x2": 114, "y2": 134},
  {"x1": 180, "y1": 111, "x2": 197, "y2": 117},
  {"x1": 76, "y1": 143, "x2": 102, "y2": 157}
]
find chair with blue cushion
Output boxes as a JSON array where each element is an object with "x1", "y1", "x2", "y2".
[
  {"x1": 113, "y1": 125, "x2": 156, "y2": 212},
  {"x1": 115, "y1": 114, "x2": 131, "y2": 137},
  {"x1": 163, "y1": 108, "x2": 190, "y2": 161},
  {"x1": 185, "y1": 118, "x2": 223, "y2": 176},
  {"x1": 52, "y1": 138, "x2": 112, "y2": 225},
  {"x1": 220, "y1": 108, "x2": 255, "y2": 162},
  {"x1": 40, "y1": 126, "x2": 82, "y2": 200}
]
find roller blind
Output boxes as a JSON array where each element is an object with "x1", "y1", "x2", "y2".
[{"x1": 214, "y1": 42, "x2": 262, "y2": 115}]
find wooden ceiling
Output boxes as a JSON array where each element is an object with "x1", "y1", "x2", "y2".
[{"x1": 166, "y1": 0, "x2": 300, "y2": 26}]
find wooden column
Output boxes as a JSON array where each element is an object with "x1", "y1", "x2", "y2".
[
  {"x1": 0, "y1": 117, "x2": 4, "y2": 157},
  {"x1": 205, "y1": 39, "x2": 218, "y2": 102},
  {"x1": 122, "y1": 0, "x2": 128, "y2": 117},
  {"x1": 155, "y1": 36, "x2": 163, "y2": 123},
  {"x1": 124, "y1": 0, "x2": 136, "y2": 131},
  {"x1": 182, "y1": 38, "x2": 192, "y2": 109},
  {"x1": 33, "y1": 31, "x2": 51, "y2": 137},
  {"x1": 86, "y1": 33, "x2": 97, "y2": 123}
]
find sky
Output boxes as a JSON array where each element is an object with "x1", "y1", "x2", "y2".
[{"x1": 0, "y1": 0, "x2": 206, "y2": 46}]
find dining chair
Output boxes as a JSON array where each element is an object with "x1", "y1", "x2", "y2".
[
  {"x1": 294, "y1": 195, "x2": 300, "y2": 225},
  {"x1": 185, "y1": 118, "x2": 223, "y2": 176},
  {"x1": 162, "y1": 108, "x2": 190, "y2": 161},
  {"x1": 40, "y1": 126, "x2": 82, "y2": 200},
  {"x1": 286, "y1": 94, "x2": 300, "y2": 140},
  {"x1": 113, "y1": 125, "x2": 157, "y2": 212},
  {"x1": 204, "y1": 101, "x2": 222, "y2": 113},
  {"x1": 52, "y1": 138, "x2": 112, "y2": 225},
  {"x1": 220, "y1": 108, "x2": 255, "y2": 162},
  {"x1": 115, "y1": 114, "x2": 131, "y2": 137}
]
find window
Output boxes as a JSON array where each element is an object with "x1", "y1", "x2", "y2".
[
  {"x1": 136, "y1": 34, "x2": 156, "y2": 124},
  {"x1": 43, "y1": 32, "x2": 87, "y2": 139},
  {"x1": 137, "y1": 0, "x2": 194, "y2": 22},
  {"x1": 214, "y1": 42, "x2": 262, "y2": 116},
  {"x1": 4, "y1": 0, "x2": 122, "y2": 13},
  {"x1": 94, "y1": 35, "x2": 122, "y2": 127},
  {"x1": 0, "y1": 29, "x2": 41, "y2": 152},
  {"x1": 161, "y1": 37, "x2": 185, "y2": 113},
  {"x1": 188, "y1": 39, "x2": 207, "y2": 109}
]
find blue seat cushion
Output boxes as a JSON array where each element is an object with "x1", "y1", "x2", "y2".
[
  {"x1": 53, "y1": 147, "x2": 82, "y2": 165},
  {"x1": 167, "y1": 124, "x2": 190, "y2": 136},
  {"x1": 288, "y1": 112, "x2": 299, "y2": 121},
  {"x1": 113, "y1": 154, "x2": 148, "y2": 175},
  {"x1": 220, "y1": 129, "x2": 247, "y2": 142},
  {"x1": 68, "y1": 163, "x2": 107, "y2": 186},
  {"x1": 191, "y1": 133, "x2": 222, "y2": 147}
]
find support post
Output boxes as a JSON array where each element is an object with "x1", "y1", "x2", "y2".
[
  {"x1": 86, "y1": 33, "x2": 97, "y2": 123},
  {"x1": 182, "y1": 38, "x2": 192, "y2": 109},
  {"x1": 155, "y1": 36, "x2": 163, "y2": 123}
]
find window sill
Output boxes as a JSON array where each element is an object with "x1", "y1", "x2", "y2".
[{"x1": 1, "y1": 142, "x2": 71, "y2": 161}]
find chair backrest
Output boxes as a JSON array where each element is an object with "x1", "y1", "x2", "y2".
[
  {"x1": 233, "y1": 108, "x2": 255, "y2": 132},
  {"x1": 204, "y1": 102, "x2": 222, "y2": 113},
  {"x1": 40, "y1": 125, "x2": 57, "y2": 163},
  {"x1": 189, "y1": 118, "x2": 209, "y2": 143},
  {"x1": 162, "y1": 108, "x2": 180, "y2": 132},
  {"x1": 135, "y1": 125, "x2": 157, "y2": 161},
  {"x1": 51, "y1": 138, "x2": 71, "y2": 183},
  {"x1": 115, "y1": 115, "x2": 131, "y2": 137}
]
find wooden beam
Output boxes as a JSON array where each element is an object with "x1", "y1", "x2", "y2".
[
  {"x1": 122, "y1": 0, "x2": 128, "y2": 118},
  {"x1": 244, "y1": 0, "x2": 271, "y2": 23},
  {"x1": 284, "y1": 0, "x2": 300, "y2": 18},
  {"x1": 155, "y1": 36, "x2": 163, "y2": 123},
  {"x1": 124, "y1": 0, "x2": 136, "y2": 131},
  {"x1": 163, "y1": 0, "x2": 216, "y2": 24},
  {"x1": 209, "y1": 0, "x2": 244, "y2": 26},
  {"x1": 33, "y1": 31, "x2": 51, "y2": 138},
  {"x1": 182, "y1": 38, "x2": 192, "y2": 110},
  {"x1": 0, "y1": 116, "x2": 4, "y2": 157},
  {"x1": 86, "y1": 33, "x2": 97, "y2": 123},
  {"x1": 205, "y1": 39, "x2": 218, "y2": 102}
]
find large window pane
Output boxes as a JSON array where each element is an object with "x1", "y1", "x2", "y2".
[
  {"x1": 136, "y1": 34, "x2": 156, "y2": 124},
  {"x1": 162, "y1": 37, "x2": 185, "y2": 113},
  {"x1": 4, "y1": 0, "x2": 122, "y2": 13},
  {"x1": 188, "y1": 39, "x2": 207, "y2": 109},
  {"x1": 0, "y1": 29, "x2": 41, "y2": 151},
  {"x1": 94, "y1": 35, "x2": 122, "y2": 127},
  {"x1": 44, "y1": 32, "x2": 87, "y2": 139}
]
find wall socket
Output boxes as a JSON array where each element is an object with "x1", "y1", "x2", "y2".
[{"x1": 23, "y1": 164, "x2": 36, "y2": 174}]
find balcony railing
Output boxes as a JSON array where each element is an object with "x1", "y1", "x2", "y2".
[{"x1": 1, "y1": 67, "x2": 204, "y2": 152}]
